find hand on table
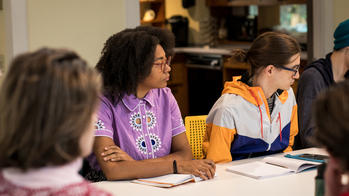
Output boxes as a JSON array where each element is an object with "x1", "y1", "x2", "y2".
[
  {"x1": 177, "y1": 159, "x2": 216, "y2": 180},
  {"x1": 101, "y1": 145, "x2": 134, "y2": 162}
]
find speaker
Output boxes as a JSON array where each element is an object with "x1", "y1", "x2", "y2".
[
  {"x1": 182, "y1": 0, "x2": 195, "y2": 8},
  {"x1": 168, "y1": 15, "x2": 189, "y2": 47}
]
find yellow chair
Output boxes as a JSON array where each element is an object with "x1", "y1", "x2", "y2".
[{"x1": 185, "y1": 115, "x2": 207, "y2": 160}]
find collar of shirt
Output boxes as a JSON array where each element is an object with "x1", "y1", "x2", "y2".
[
  {"x1": 121, "y1": 90, "x2": 155, "y2": 111},
  {"x1": 2, "y1": 158, "x2": 84, "y2": 189}
]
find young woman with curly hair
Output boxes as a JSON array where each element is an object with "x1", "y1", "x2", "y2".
[{"x1": 86, "y1": 27, "x2": 215, "y2": 181}]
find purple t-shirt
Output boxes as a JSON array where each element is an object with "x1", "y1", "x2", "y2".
[{"x1": 88, "y1": 87, "x2": 185, "y2": 170}]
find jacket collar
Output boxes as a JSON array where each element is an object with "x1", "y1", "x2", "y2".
[
  {"x1": 223, "y1": 76, "x2": 289, "y2": 105},
  {"x1": 305, "y1": 52, "x2": 334, "y2": 86}
]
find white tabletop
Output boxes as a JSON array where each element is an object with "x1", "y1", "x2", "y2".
[{"x1": 93, "y1": 148, "x2": 326, "y2": 196}]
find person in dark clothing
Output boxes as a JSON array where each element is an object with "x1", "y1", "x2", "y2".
[
  {"x1": 313, "y1": 81, "x2": 349, "y2": 196},
  {"x1": 296, "y1": 19, "x2": 349, "y2": 149}
]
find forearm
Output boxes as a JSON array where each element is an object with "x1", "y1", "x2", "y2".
[
  {"x1": 101, "y1": 160, "x2": 174, "y2": 180},
  {"x1": 101, "y1": 158, "x2": 216, "y2": 181},
  {"x1": 141, "y1": 149, "x2": 192, "y2": 163}
]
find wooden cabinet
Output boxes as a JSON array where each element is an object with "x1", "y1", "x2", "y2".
[
  {"x1": 168, "y1": 54, "x2": 189, "y2": 116},
  {"x1": 207, "y1": 0, "x2": 277, "y2": 6},
  {"x1": 206, "y1": 0, "x2": 306, "y2": 6},
  {"x1": 170, "y1": 53, "x2": 250, "y2": 116},
  {"x1": 277, "y1": 0, "x2": 307, "y2": 4},
  {"x1": 139, "y1": 0, "x2": 166, "y2": 27},
  {"x1": 223, "y1": 56, "x2": 249, "y2": 82}
]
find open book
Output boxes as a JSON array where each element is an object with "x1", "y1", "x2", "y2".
[
  {"x1": 226, "y1": 156, "x2": 322, "y2": 179},
  {"x1": 132, "y1": 174, "x2": 202, "y2": 188}
]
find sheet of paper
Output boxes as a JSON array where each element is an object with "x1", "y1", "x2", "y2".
[
  {"x1": 262, "y1": 157, "x2": 321, "y2": 173},
  {"x1": 226, "y1": 161, "x2": 293, "y2": 179}
]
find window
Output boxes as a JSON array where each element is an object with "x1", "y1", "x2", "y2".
[{"x1": 280, "y1": 4, "x2": 307, "y2": 33}]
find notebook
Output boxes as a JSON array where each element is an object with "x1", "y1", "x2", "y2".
[
  {"x1": 226, "y1": 156, "x2": 322, "y2": 179},
  {"x1": 132, "y1": 174, "x2": 203, "y2": 188},
  {"x1": 284, "y1": 153, "x2": 328, "y2": 163}
]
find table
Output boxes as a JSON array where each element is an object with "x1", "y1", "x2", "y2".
[{"x1": 94, "y1": 148, "x2": 326, "y2": 196}]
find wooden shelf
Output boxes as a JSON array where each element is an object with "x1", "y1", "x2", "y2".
[
  {"x1": 224, "y1": 62, "x2": 249, "y2": 70},
  {"x1": 169, "y1": 54, "x2": 189, "y2": 116},
  {"x1": 141, "y1": 19, "x2": 165, "y2": 24},
  {"x1": 140, "y1": 0, "x2": 165, "y2": 28},
  {"x1": 207, "y1": 0, "x2": 276, "y2": 7},
  {"x1": 206, "y1": 0, "x2": 306, "y2": 6},
  {"x1": 277, "y1": 0, "x2": 306, "y2": 4},
  {"x1": 223, "y1": 58, "x2": 249, "y2": 82},
  {"x1": 140, "y1": 0, "x2": 163, "y2": 3}
]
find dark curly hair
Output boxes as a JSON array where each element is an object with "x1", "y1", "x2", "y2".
[
  {"x1": 135, "y1": 26, "x2": 175, "y2": 57},
  {"x1": 96, "y1": 30, "x2": 160, "y2": 102},
  {"x1": 120, "y1": 26, "x2": 175, "y2": 57}
]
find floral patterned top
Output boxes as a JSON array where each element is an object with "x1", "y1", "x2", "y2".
[{"x1": 88, "y1": 88, "x2": 185, "y2": 170}]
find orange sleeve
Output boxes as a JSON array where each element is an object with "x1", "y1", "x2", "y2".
[
  {"x1": 284, "y1": 105, "x2": 298, "y2": 152},
  {"x1": 203, "y1": 123, "x2": 236, "y2": 163}
]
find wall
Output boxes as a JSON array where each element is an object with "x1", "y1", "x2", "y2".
[
  {"x1": 312, "y1": 0, "x2": 349, "y2": 60},
  {"x1": 166, "y1": 0, "x2": 210, "y2": 45},
  {"x1": 258, "y1": 5, "x2": 279, "y2": 31},
  {"x1": 0, "y1": 7, "x2": 5, "y2": 77},
  {"x1": 0, "y1": 8, "x2": 5, "y2": 57},
  {"x1": 27, "y1": 0, "x2": 128, "y2": 67},
  {"x1": 333, "y1": 0, "x2": 349, "y2": 29}
]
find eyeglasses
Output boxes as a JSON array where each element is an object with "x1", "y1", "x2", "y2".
[
  {"x1": 153, "y1": 56, "x2": 171, "y2": 72},
  {"x1": 277, "y1": 64, "x2": 300, "y2": 76}
]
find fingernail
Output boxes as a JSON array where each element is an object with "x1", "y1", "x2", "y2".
[
  {"x1": 104, "y1": 158, "x2": 107, "y2": 161},
  {"x1": 101, "y1": 153, "x2": 104, "y2": 155}
]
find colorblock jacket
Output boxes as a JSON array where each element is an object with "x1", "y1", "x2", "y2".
[{"x1": 203, "y1": 76, "x2": 298, "y2": 163}]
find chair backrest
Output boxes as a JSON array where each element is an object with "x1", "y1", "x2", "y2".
[{"x1": 185, "y1": 115, "x2": 207, "y2": 160}]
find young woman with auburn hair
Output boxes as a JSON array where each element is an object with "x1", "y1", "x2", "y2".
[{"x1": 203, "y1": 32, "x2": 301, "y2": 163}]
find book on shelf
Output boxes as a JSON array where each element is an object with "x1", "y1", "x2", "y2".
[
  {"x1": 226, "y1": 156, "x2": 322, "y2": 179},
  {"x1": 131, "y1": 174, "x2": 202, "y2": 188}
]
